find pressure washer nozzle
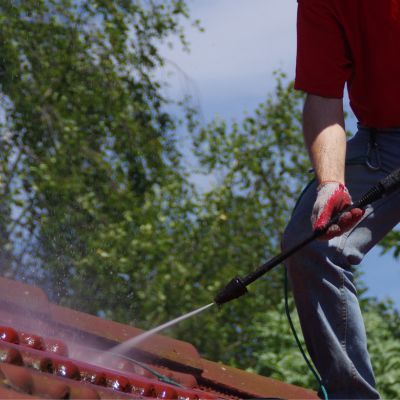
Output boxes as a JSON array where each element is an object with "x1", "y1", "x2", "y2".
[{"x1": 214, "y1": 277, "x2": 248, "y2": 305}]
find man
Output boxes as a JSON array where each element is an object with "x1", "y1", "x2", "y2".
[{"x1": 282, "y1": 1, "x2": 400, "y2": 398}]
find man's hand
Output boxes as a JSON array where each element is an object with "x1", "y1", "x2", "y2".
[{"x1": 312, "y1": 181, "x2": 364, "y2": 240}]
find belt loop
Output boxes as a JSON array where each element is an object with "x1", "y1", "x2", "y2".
[{"x1": 366, "y1": 128, "x2": 382, "y2": 171}]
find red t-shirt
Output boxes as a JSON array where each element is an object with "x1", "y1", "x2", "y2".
[{"x1": 295, "y1": 0, "x2": 400, "y2": 128}]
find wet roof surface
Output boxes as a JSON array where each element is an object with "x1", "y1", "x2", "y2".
[{"x1": 0, "y1": 277, "x2": 318, "y2": 399}]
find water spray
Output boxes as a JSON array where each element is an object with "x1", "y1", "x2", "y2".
[
  {"x1": 214, "y1": 167, "x2": 400, "y2": 306},
  {"x1": 93, "y1": 303, "x2": 214, "y2": 366}
]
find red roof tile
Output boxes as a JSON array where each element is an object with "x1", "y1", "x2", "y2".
[{"x1": 0, "y1": 277, "x2": 318, "y2": 399}]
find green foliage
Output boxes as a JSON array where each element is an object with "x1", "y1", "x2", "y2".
[
  {"x1": 380, "y1": 229, "x2": 400, "y2": 258},
  {"x1": 361, "y1": 296, "x2": 400, "y2": 398},
  {"x1": 0, "y1": 0, "x2": 195, "y2": 310},
  {"x1": 1, "y1": 2, "x2": 400, "y2": 398},
  {"x1": 247, "y1": 297, "x2": 318, "y2": 390},
  {"x1": 169, "y1": 73, "x2": 312, "y2": 368}
]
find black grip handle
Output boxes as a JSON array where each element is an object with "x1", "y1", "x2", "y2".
[
  {"x1": 352, "y1": 166, "x2": 400, "y2": 211},
  {"x1": 380, "y1": 167, "x2": 400, "y2": 194}
]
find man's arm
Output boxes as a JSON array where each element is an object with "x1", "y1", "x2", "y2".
[
  {"x1": 302, "y1": 94, "x2": 363, "y2": 239},
  {"x1": 303, "y1": 94, "x2": 346, "y2": 184}
]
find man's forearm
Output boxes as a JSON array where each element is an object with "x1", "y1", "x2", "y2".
[{"x1": 303, "y1": 94, "x2": 347, "y2": 184}]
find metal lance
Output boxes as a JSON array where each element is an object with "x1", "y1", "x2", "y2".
[{"x1": 214, "y1": 167, "x2": 400, "y2": 306}]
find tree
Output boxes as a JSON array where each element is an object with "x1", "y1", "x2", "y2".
[{"x1": 0, "y1": 0, "x2": 199, "y2": 316}]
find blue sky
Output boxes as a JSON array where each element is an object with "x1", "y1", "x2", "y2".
[{"x1": 160, "y1": 0, "x2": 400, "y2": 307}]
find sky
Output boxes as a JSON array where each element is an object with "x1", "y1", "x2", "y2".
[{"x1": 159, "y1": 0, "x2": 400, "y2": 307}]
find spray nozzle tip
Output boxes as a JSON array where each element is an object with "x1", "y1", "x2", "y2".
[{"x1": 214, "y1": 277, "x2": 248, "y2": 306}]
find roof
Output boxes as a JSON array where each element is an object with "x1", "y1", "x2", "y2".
[{"x1": 0, "y1": 277, "x2": 318, "y2": 399}]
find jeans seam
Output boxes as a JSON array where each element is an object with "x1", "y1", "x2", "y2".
[
  {"x1": 340, "y1": 270, "x2": 347, "y2": 352},
  {"x1": 340, "y1": 269, "x2": 359, "y2": 382}
]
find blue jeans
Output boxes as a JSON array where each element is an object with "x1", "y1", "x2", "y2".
[{"x1": 282, "y1": 127, "x2": 400, "y2": 399}]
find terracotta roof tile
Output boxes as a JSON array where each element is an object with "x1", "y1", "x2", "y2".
[
  {"x1": 201, "y1": 359, "x2": 318, "y2": 399},
  {"x1": 0, "y1": 277, "x2": 318, "y2": 399},
  {"x1": 0, "y1": 385, "x2": 40, "y2": 399}
]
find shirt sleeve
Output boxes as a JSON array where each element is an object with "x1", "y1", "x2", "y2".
[{"x1": 295, "y1": 0, "x2": 352, "y2": 98}]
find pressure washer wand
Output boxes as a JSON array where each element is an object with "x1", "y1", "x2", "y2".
[{"x1": 214, "y1": 167, "x2": 400, "y2": 306}]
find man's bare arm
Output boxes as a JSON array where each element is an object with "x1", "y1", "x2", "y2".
[
  {"x1": 303, "y1": 94, "x2": 346, "y2": 184},
  {"x1": 302, "y1": 94, "x2": 364, "y2": 239}
]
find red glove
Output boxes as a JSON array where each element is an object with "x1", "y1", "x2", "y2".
[{"x1": 311, "y1": 181, "x2": 365, "y2": 240}]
